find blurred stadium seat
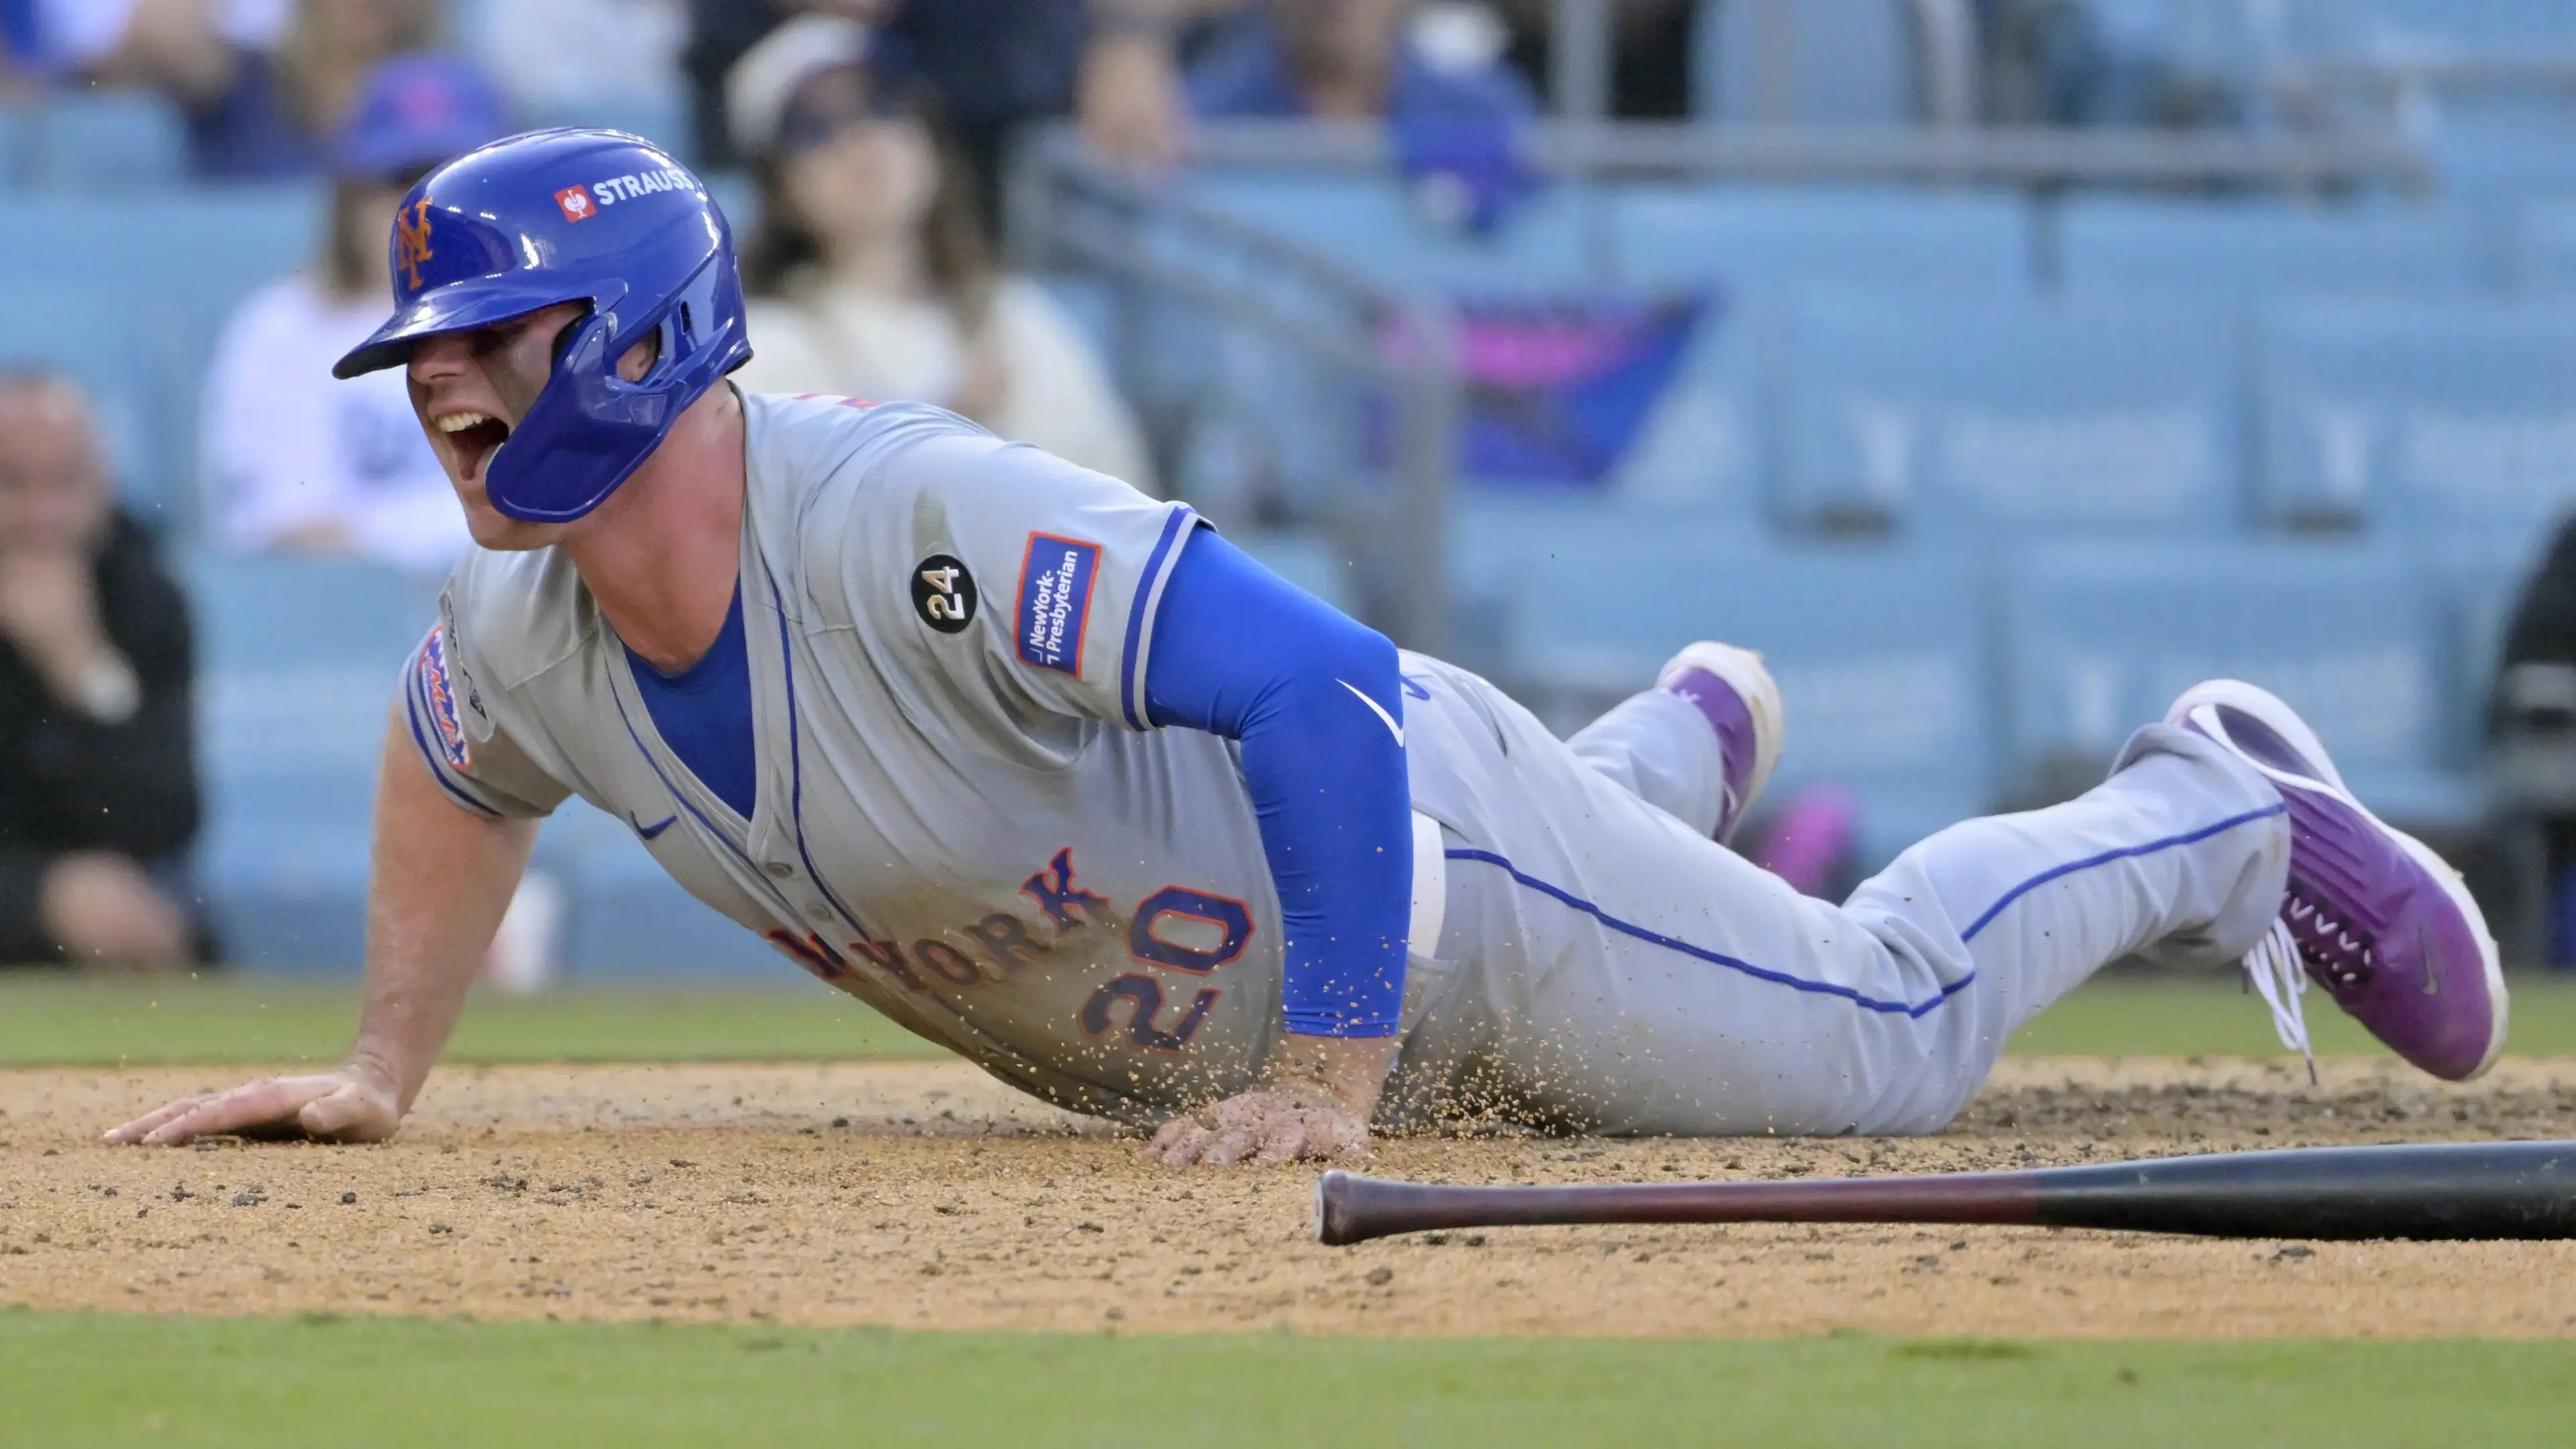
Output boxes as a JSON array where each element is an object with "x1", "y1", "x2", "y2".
[
  {"x1": 2001, "y1": 539, "x2": 2475, "y2": 826},
  {"x1": 2053, "y1": 198, "x2": 2475, "y2": 299},
  {"x1": 1776, "y1": 288, "x2": 2239, "y2": 534},
  {"x1": 0, "y1": 186, "x2": 319, "y2": 527},
  {"x1": 182, "y1": 553, "x2": 428, "y2": 970},
  {"x1": 1609, "y1": 186, "x2": 2032, "y2": 294},
  {"x1": 2510, "y1": 199, "x2": 2576, "y2": 293},
  {"x1": 1505, "y1": 535, "x2": 1993, "y2": 865},
  {"x1": 0, "y1": 281, "x2": 162, "y2": 517},
  {"x1": 1180, "y1": 172, "x2": 1603, "y2": 291},
  {"x1": 1694, "y1": 0, "x2": 1920, "y2": 124},
  {"x1": 1605, "y1": 186, "x2": 2033, "y2": 516},
  {"x1": 1444, "y1": 492, "x2": 1748, "y2": 674},
  {"x1": 2284, "y1": 0, "x2": 2576, "y2": 56},
  {"x1": 1235, "y1": 530, "x2": 1360, "y2": 614},
  {"x1": 2255, "y1": 297, "x2": 2576, "y2": 533},
  {"x1": 19, "y1": 90, "x2": 187, "y2": 190}
]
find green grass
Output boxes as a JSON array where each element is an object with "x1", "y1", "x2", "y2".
[
  {"x1": 0, "y1": 971, "x2": 2570, "y2": 1068},
  {"x1": 0, "y1": 1312, "x2": 2565, "y2": 1448},
  {"x1": 2007, "y1": 970, "x2": 2576, "y2": 1058},
  {"x1": 0, "y1": 975, "x2": 943, "y2": 1067}
]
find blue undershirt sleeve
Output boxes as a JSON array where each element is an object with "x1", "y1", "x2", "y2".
[{"x1": 1144, "y1": 531, "x2": 1411, "y2": 1038}]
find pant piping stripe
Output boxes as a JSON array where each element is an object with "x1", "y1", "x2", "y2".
[
  {"x1": 1955, "y1": 802, "x2": 2288, "y2": 945},
  {"x1": 1444, "y1": 847, "x2": 1976, "y2": 1019}
]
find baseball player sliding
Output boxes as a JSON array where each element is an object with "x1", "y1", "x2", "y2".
[{"x1": 111, "y1": 131, "x2": 2506, "y2": 1165}]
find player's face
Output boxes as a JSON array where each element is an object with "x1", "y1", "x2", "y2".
[
  {"x1": 405, "y1": 302, "x2": 589, "y2": 551},
  {"x1": 407, "y1": 305, "x2": 667, "y2": 551}
]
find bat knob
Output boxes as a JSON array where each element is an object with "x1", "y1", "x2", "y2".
[{"x1": 1314, "y1": 1169, "x2": 1356, "y2": 1245}]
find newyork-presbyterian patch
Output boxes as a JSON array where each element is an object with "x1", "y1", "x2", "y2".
[
  {"x1": 1016, "y1": 533, "x2": 1099, "y2": 676},
  {"x1": 419, "y1": 626, "x2": 472, "y2": 770}
]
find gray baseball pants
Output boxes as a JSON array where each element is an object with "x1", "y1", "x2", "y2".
[{"x1": 1387, "y1": 661, "x2": 2292, "y2": 1136}]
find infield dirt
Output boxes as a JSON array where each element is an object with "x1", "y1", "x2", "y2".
[{"x1": 3, "y1": 1058, "x2": 2572, "y2": 1339}]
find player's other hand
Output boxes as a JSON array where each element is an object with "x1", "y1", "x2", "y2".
[
  {"x1": 1150, "y1": 1085, "x2": 1373, "y2": 1168},
  {"x1": 104, "y1": 1065, "x2": 402, "y2": 1147}
]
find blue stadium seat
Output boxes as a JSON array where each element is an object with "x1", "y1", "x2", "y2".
[
  {"x1": 0, "y1": 101, "x2": 29, "y2": 186},
  {"x1": 1179, "y1": 172, "x2": 1601, "y2": 292},
  {"x1": 0, "y1": 186, "x2": 320, "y2": 532},
  {"x1": 2422, "y1": 527, "x2": 2551, "y2": 763},
  {"x1": 1609, "y1": 186, "x2": 2033, "y2": 295},
  {"x1": 1603, "y1": 187, "x2": 2033, "y2": 519},
  {"x1": 2053, "y1": 198, "x2": 2475, "y2": 300},
  {"x1": 181, "y1": 553, "x2": 433, "y2": 971},
  {"x1": 1778, "y1": 288, "x2": 2239, "y2": 535},
  {"x1": 0, "y1": 281, "x2": 162, "y2": 515},
  {"x1": 1694, "y1": 0, "x2": 1919, "y2": 123},
  {"x1": 2510, "y1": 198, "x2": 2576, "y2": 292},
  {"x1": 2284, "y1": 0, "x2": 2576, "y2": 56},
  {"x1": 1444, "y1": 492, "x2": 1758, "y2": 676},
  {"x1": 2254, "y1": 298, "x2": 2576, "y2": 533},
  {"x1": 1503, "y1": 535, "x2": 1993, "y2": 865},
  {"x1": 1236, "y1": 529, "x2": 1360, "y2": 614},
  {"x1": 23, "y1": 90, "x2": 186, "y2": 189},
  {"x1": 2001, "y1": 539, "x2": 2474, "y2": 826}
]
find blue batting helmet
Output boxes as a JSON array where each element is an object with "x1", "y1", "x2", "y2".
[{"x1": 332, "y1": 127, "x2": 751, "y2": 523}]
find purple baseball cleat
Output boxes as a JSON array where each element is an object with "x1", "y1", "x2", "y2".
[
  {"x1": 1656, "y1": 642, "x2": 1784, "y2": 846},
  {"x1": 2167, "y1": 680, "x2": 2508, "y2": 1081}
]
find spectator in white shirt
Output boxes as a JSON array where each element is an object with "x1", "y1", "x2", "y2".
[
  {"x1": 197, "y1": 54, "x2": 508, "y2": 574},
  {"x1": 727, "y1": 17, "x2": 1157, "y2": 490}
]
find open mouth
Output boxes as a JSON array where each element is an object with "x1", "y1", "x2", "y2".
[{"x1": 437, "y1": 411, "x2": 513, "y2": 484}]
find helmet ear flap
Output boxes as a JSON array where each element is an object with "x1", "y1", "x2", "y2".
[{"x1": 550, "y1": 309, "x2": 592, "y2": 368}]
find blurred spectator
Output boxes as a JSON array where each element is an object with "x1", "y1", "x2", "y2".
[
  {"x1": 198, "y1": 55, "x2": 506, "y2": 574},
  {"x1": 0, "y1": 375, "x2": 205, "y2": 971},
  {"x1": 8, "y1": 0, "x2": 284, "y2": 83},
  {"x1": 2493, "y1": 519, "x2": 2576, "y2": 967},
  {"x1": 1487, "y1": 0, "x2": 1695, "y2": 119},
  {"x1": 729, "y1": 18, "x2": 1155, "y2": 488},
  {"x1": 91, "y1": 0, "x2": 435, "y2": 178},
  {"x1": 684, "y1": 1, "x2": 1230, "y2": 208},
  {"x1": 1187, "y1": 0, "x2": 1533, "y2": 122},
  {"x1": 1189, "y1": 0, "x2": 1537, "y2": 231},
  {"x1": 1976, "y1": 0, "x2": 2242, "y2": 130},
  {"x1": 462, "y1": 0, "x2": 687, "y2": 125}
]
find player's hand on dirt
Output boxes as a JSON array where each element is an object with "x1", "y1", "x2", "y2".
[
  {"x1": 105, "y1": 1065, "x2": 402, "y2": 1146},
  {"x1": 1150, "y1": 1084, "x2": 1374, "y2": 1167}
]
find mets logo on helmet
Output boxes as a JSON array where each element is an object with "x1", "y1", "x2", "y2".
[
  {"x1": 555, "y1": 185, "x2": 596, "y2": 223},
  {"x1": 394, "y1": 200, "x2": 434, "y2": 290}
]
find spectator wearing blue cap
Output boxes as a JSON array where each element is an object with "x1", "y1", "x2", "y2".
[
  {"x1": 197, "y1": 54, "x2": 508, "y2": 573},
  {"x1": 1186, "y1": 1, "x2": 1538, "y2": 232}
]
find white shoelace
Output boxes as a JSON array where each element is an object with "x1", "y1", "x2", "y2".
[{"x1": 2241, "y1": 918, "x2": 2318, "y2": 1083}]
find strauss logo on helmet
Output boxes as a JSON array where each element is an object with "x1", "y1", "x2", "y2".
[{"x1": 555, "y1": 185, "x2": 596, "y2": 223}]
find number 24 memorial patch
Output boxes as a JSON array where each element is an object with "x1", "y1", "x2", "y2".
[{"x1": 1016, "y1": 533, "x2": 1099, "y2": 676}]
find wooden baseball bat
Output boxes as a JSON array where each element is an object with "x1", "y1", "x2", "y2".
[{"x1": 1313, "y1": 1140, "x2": 2576, "y2": 1246}]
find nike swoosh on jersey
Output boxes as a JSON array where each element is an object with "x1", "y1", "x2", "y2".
[
  {"x1": 1338, "y1": 680, "x2": 1403, "y2": 746},
  {"x1": 634, "y1": 814, "x2": 678, "y2": 840}
]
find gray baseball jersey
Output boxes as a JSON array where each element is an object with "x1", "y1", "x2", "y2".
[
  {"x1": 407, "y1": 394, "x2": 1334, "y2": 1121},
  {"x1": 405, "y1": 392, "x2": 2298, "y2": 1136}
]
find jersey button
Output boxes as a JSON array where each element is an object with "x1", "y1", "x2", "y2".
[
  {"x1": 763, "y1": 862, "x2": 795, "y2": 879},
  {"x1": 806, "y1": 904, "x2": 833, "y2": 924}
]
